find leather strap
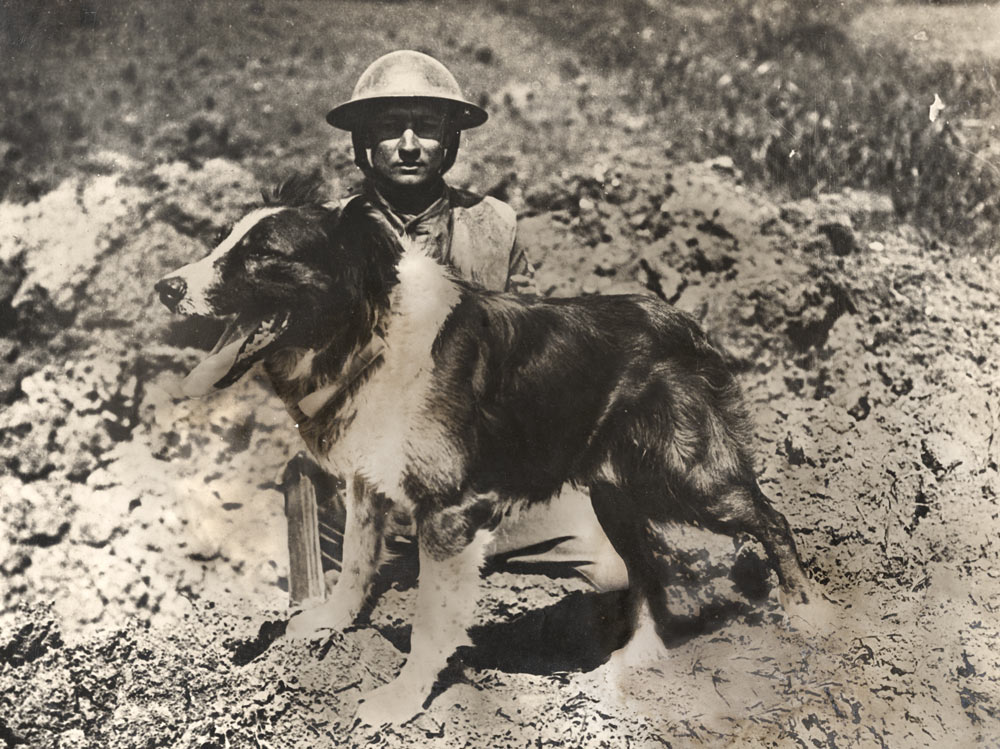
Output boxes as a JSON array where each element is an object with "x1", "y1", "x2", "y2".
[{"x1": 296, "y1": 335, "x2": 387, "y2": 419}]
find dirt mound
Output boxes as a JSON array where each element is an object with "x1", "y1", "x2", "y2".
[{"x1": 1, "y1": 153, "x2": 997, "y2": 746}]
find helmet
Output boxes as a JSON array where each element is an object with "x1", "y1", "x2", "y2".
[{"x1": 326, "y1": 50, "x2": 488, "y2": 132}]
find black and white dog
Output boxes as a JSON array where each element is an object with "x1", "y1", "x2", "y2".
[{"x1": 155, "y1": 176, "x2": 830, "y2": 726}]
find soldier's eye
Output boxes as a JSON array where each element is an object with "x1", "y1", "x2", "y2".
[{"x1": 414, "y1": 118, "x2": 444, "y2": 137}]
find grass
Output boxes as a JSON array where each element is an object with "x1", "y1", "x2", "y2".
[
  {"x1": 1, "y1": 0, "x2": 998, "y2": 250},
  {"x1": 492, "y1": 0, "x2": 1000, "y2": 250}
]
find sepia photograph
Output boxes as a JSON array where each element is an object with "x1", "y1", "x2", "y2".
[{"x1": 1, "y1": 0, "x2": 998, "y2": 746}]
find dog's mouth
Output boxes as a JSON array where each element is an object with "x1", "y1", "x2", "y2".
[{"x1": 180, "y1": 311, "x2": 290, "y2": 397}]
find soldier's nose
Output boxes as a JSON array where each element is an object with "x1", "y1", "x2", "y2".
[{"x1": 398, "y1": 128, "x2": 420, "y2": 158}]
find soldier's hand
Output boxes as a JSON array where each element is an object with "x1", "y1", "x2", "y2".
[{"x1": 507, "y1": 273, "x2": 537, "y2": 295}]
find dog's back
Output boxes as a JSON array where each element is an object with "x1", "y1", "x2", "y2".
[{"x1": 422, "y1": 292, "x2": 746, "y2": 499}]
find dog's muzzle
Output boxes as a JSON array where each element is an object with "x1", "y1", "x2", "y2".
[{"x1": 155, "y1": 276, "x2": 187, "y2": 312}]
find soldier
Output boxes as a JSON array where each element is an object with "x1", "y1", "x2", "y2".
[
  {"x1": 325, "y1": 49, "x2": 534, "y2": 293},
  {"x1": 285, "y1": 50, "x2": 624, "y2": 619}
]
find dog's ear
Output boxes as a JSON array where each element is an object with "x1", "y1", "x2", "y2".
[
  {"x1": 338, "y1": 197, "x2": 404, "y2": 263},
  {"x1": 263, "y1": 169, "x2": 327, "y2": 207},
  {"x1": 337, "y1": 199, "x2": 403, "y2": 299}
]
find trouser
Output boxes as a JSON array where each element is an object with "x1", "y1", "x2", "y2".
[{"x1": 284, "y1": 453, "x2": 628, "y2": 600}]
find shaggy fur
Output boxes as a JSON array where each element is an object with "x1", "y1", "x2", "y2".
[{"x1": 155, "y1": 176, "x2": 826, "y2": 727}]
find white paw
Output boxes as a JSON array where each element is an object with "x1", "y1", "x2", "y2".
[
  {"x1": 355, "y1": 680, "x2": 426, "y2": 727},
  {"x1": 605, "y1": 607, "x2": 665, "y2": 672},
  {"x1": 285, "y1": 600, "x2": 356, "y2": 639},
  {"x1": 780, "y1": 587, "x2": 840, "y2": 634}
]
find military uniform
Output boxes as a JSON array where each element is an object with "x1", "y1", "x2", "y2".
[{"x1": 351, "y1": 181, "x2": 530, "y2": 292}]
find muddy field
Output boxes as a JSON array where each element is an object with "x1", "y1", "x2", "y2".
[{"x1": 1, "y1": 2, "x2": 999, "y2": 747}]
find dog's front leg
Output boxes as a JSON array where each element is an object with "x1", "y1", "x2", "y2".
[
  {"x1": 356, "y1": 504, "x2": 492, "y2": 727},
  {"x1": 287, "y1": 474, "x2": 387, "y2": 638}
]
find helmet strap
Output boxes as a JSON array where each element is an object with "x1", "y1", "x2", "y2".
[
  {"x1": 351, "y1": 131, "x2": 373, "y2": 173},
  {"x1": 439, "y1": 131, "x2": 460, "y2": 176}
]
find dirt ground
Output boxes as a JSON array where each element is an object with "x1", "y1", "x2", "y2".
[{"x1": 1, "y1": 2, "x2": 999, "y2": 747}]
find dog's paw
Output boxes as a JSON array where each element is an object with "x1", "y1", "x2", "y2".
[
  {"x1": 355, "y1": 681, "x2": 425, "y2": 728},
  {"x1": 285, "y1": 600, "x2": 355, "y2": 640},
  {"x1": 604, "y1": 608, "x2": 665, "y2": 672},
  {"x1": 779, "y1": 587, "x2": 840, "y2": 635}
]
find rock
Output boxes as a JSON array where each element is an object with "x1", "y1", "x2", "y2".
[
  {"x1": 834, "y1": 188, "x2": 896, "y2": 231},
  {"x1": 71, "y1": 485, "x2": 130, "y2": 547},
  {"x1": 0, "y1": 360, "x2": 139, "y2": 482},
  {"x1": 474, "y1": 45, "x2": 495, "y2": 64},
  {"x1": 847, "y1": 394, "x2": 871, "y2": 421},
  {"x1": 779, "y1": 203, "x2": 815, "y2": 229},
  {"x1": 58, "y1": 729, "x2": 88, "y2": 748},
  {"x1": 637, "y1": 256, "x2": 687, "y2": 303},
  {"x1": 708, "y1": 155, "x2": 738, "y2": 178},
  {"x1": 783, "y1": 433, "x2": 816, "y2": 467},
  {"x1": 5, "y1": 481, "x2": 72, "y2": 547},
  {"x1": 1, "y1": 618, "x2": 63, "y2": 667},
  {"x1": 0, "y1": 174, "x2": 142, "y2": 310},
  {"x1": 501, "y1": 81, "x2": 534, "y2": 113},
  {"x1": 817, "y1": 222, "x2": 859, "y2": 256},
  {"x1": 691, "y1": 245, "x2": 737, "y2": 274}
]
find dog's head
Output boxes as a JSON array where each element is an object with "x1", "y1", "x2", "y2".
[{"x1": 155, "y1": 174, "x2": 398, "y2": 396}]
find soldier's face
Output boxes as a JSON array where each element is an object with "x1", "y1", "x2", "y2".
[{"x1": 366, "y1": 103, "x2": 448, "y2": 189}]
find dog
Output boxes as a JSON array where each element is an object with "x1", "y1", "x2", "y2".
[{"x1": 155, "y1": 175, "x2": 830, "y2": 727}]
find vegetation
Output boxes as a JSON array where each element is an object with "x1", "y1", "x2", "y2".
[
  {"x1": 494, "y1": 0, "x2": 1000, "y2": 250},
  {"x1": 1, "y1": 0, "x2": 997, "y2": 248}
]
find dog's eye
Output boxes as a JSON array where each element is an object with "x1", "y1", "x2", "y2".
[{"x1": 214, "y1": 224, "x2": 234, "y2": 245}]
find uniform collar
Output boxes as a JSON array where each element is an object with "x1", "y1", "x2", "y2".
[{"x1": 363, "y1": 179, "x2": 451, "y2": 235}]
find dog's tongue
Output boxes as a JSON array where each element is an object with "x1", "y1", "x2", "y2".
[
  {"x1": 181, "y1": 312, "x2": 290, "y2": 397},
  {"x1": 180, "y1": 316, "x2": 255, "y2": 397}
]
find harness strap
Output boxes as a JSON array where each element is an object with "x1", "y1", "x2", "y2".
[{"x1": 296, "y1": 335, "x2": 387, "y2": 420}]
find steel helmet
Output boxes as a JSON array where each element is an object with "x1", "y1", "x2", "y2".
[{"x1": 326, "y1": 50, "x2": 488, "y2": 132}]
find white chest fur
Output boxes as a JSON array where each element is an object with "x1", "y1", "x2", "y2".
[{"x1": 321, "y1": 241, "x2": 462, "y2": 503}]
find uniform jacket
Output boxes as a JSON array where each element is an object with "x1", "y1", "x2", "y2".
[{"x1": 340, "y1": 181, "x2": 531, "y2": 292}]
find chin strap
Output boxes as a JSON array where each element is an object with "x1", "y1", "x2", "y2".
[
  {"x1": 351, "y1": 131, "x2": 372, "y2": 172},
  {"x1": 439, "y1": 131, "x2": 460, "y2": 174}
]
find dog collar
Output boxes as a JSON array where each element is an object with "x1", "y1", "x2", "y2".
[{"x1": 296, "y1": 336, "x2": 387, "y2": 419}]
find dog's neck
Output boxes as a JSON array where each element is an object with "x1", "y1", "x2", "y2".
[
  {"x1": 264, "y1": 315, "x2": 386, "y2": 423},
  {"x1": 265, "y1": 237, "x2": 463, "y2": 449},
  {"x1": 383, "y1": 238, "x2": 463, "y2": 359}
]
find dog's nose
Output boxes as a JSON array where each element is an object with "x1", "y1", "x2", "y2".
[{"x1": 155, "y1": 276, "x2": 187, "y2": 311}]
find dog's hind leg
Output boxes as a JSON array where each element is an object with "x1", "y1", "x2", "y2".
[
  {"x1": 698, "y1": 481, "x2": 835, "y2": 631},
  {"x1": 356, "y1": 499, "x2": 493, "y2": 727},
  {"x1": 589, "y1": 482, "x2": 672, "y2": 666},
  {"x1": 287, "y1": 475, "x2": 389, "y2": 638}
]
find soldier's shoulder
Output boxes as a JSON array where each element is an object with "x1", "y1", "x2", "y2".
[
  {"x1": 450, "y1": 187, "x2": 515, "y2": 227},
  {"x1": 481, "y1": 195, "x2": 515, "y2": 226}
]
